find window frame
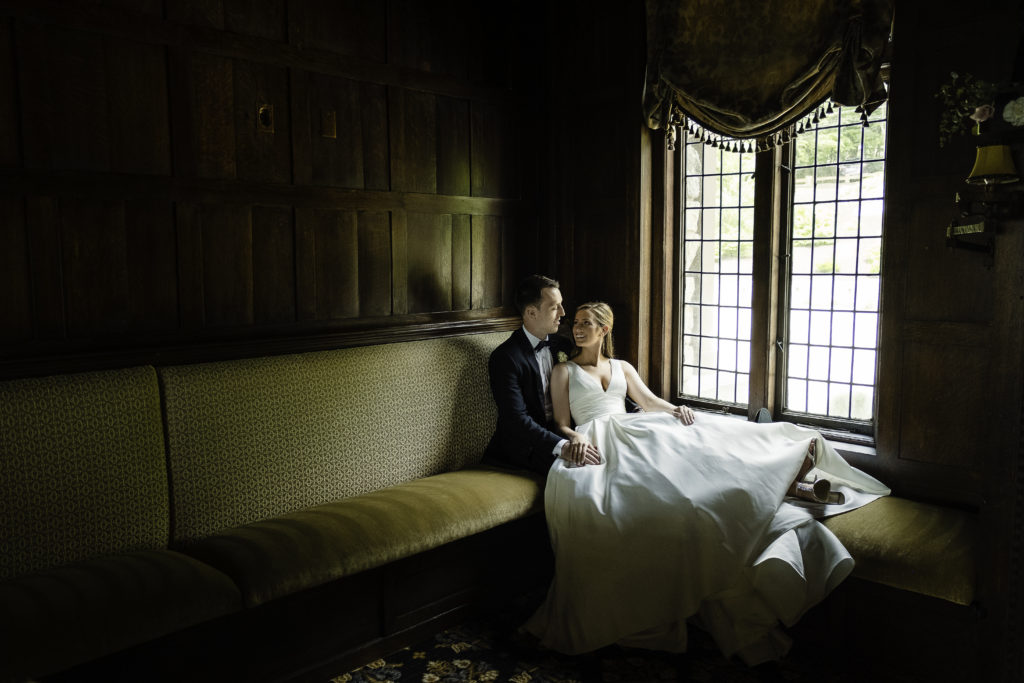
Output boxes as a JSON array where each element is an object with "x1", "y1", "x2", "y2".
[{"x1": 672, "y1": 113, "x2": 887, "y2": 445}]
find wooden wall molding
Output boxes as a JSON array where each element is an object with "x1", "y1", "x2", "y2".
[
  {"x1": 0, "y1": 170, "x2": 523, "y2": 215},
  {"x1": 0, "y1": 314, "x2": 520, "y2": 380}
]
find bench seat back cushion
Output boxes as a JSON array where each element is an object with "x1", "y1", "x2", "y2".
[
  {"x1": 160, "y1": 332, "x2": 506, "y2": 543},
  {"x1": 0, "y1": 367, "x2": 170, "y2": 581}
]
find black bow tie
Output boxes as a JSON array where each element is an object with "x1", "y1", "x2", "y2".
[{"x1": 534, "y1": 338, "x2": 551, "y2": 352}]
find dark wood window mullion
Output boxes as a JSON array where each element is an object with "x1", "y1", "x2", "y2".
[{"x1": 749, "y1": 145, "x2": 785, "y2": 419}]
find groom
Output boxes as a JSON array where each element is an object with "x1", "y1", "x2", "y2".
[{"x1": 483, "y1": 274, "x2": 601, "y2": 474}]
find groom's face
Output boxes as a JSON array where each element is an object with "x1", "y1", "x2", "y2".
[{"x1": 531, "y1": 287, "x2": 565, "y2": 336}]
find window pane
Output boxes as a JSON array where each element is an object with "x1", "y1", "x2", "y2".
[
  {"x1": 829, "y1": 383, "x2": 852, "y2": 418},
  {"x1": 830, "y1": 347, "x2": 853, "y2": 383},
  {"x1": 808, "y1": 345, "x2": 830, "y2": 380},
  {"x1": 856, "y1": 275, "x2": 880, "y2": 311},
  {"x1": 833, "y1": 275, "x2": 856, "y2": 310},
  {"x1": 838, "y1": 162, "x2": 861, "y2": 200},
  {"x1": 851, "y1": 385, "x2": 874, "y2": 420},
  {"x1": 788, "y1": 378, "x2": 807, "y2": 412},
  {"x1": 853, "y1": 349, "x2": 876, "y2": 385},
  {"x1": 785, "y1": 102, "x2": 886, "y2": 423},
  {"x1": 680, "y1": 137, "x2": 755, "y2": 408},
  {"x1": 791, "y1": 275, "x2": 811, "y2": 309},
  {"x1": 789, "y1": 344, "x2": 808, "y2": 379},
  {"x1": 807, "y1": 380, "x2": 829, "y2": 414}
]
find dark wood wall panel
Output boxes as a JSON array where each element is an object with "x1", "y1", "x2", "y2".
[
  {"x1": 0, "y1": 198, "x2": 30, "y2": 341},
  {"x1": 897, "y1": 339, "x2": 991, "y2": 468},
  {"x1": 234, "y1": 60, "x2": 291, "y2": 183},
  {"x1": 166, "y1": 0, "x2": 226, "y2": 29},
  {"x1": 18, "y1": 23, "x2": 110, "y2": 171},
  {"x1": 0, "y1": 2, "x2": 531, "y2": 375},
  {"x1": 471, "y1": 215, "x2": 502, "y2": 309},
  {"x1": 125, "y1": 200, "x2": 178, "y2": 332},
  {"x1": 288, "y1": 0, "x2": 386, "y2": 61},
  {"x1": 407, "y1": 212, "x2": 453, "y2": 314},
  {"x1": 903, "y1": 197, "x2": 994, "y2": 323},
  {"x1": 0, "y1": 20, "x2": 19, "y2": 167},
  {"x1": 312, "y1": 209, "x2": 359, "y2": 320},
  {"x1": 25, "y1": 197, "x2": 66, "y2": 338},
  {"x1": 438, "y1": 97, "x2": 471, "y2": 196},
  {"x1": 388, "y1": 0, "x2": 470, "y2": 80},
  {"x1": 201, "y1": 204, "x2": 254, "y2": 326},
  {"x1": 360, "y1": 83, "x2": 390, "y2": 191},
  {"x1": 357, "y1": 211, "x2": 392, "y2": 317},
  {"x1": 176, "y1": 202, "x2": 205, "y2": 329},
  {"x1": 252, "y1": 205, "x2": 296, "y2": 324},
  {"x1": 390, "y1": 87, "x2": 438, "y2": 194},
  {"x1": 224, "y1": 0, "x2": 286, "y2": 41},
  {"x1": 191, "y1": 52, "x2": 236, "y2": 179},
  {"x1": 60, "y1": 198, "x2": 128, "y2": 336},
  {"x1": 452, "y1": 214, "x2": 472, "y2": 311},
  {"x1": 307, "y1": 72, "x2": 365, "y2": 188},
  {"x1": 105, "y1": 39, "x2": 171, "y2": 175},
  {"x1": 471, "y1": 102, "x2": 517, "y2": 198}
]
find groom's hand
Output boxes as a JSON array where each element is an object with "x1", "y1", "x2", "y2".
[{"x1": 561, "y1": 439, "x2": 601, "y2": 466}]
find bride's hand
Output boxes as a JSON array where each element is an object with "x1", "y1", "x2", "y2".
[
  {"x1": 561, "y1": 436, "x2": 601, "y2": 466},
  {"x1": 671, "y1": 405, "x2": 695, "y2": 426}
]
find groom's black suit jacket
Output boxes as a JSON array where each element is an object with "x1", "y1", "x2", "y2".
[{"x1": 483, "y1": 328, "x2": 574, "y2": 475}]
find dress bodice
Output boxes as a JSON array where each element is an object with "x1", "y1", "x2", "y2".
[{"x1": 567, "y1": 359, "x2": 628, "y2": 426}]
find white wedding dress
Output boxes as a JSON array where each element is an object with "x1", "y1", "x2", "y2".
[{"x1": 524, "y1": 360, "x2": 890, "y2": 665}]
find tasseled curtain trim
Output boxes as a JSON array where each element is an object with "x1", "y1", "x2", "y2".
[{"x1": 669, "y1": 101, "x2": 847, "y2": 152}]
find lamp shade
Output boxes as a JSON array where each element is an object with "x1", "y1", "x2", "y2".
[{"x1": 966, "y1": 144, "x2": 1019, "y2": 185}]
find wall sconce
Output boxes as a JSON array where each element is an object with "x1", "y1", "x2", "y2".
[{"x1": 966, "y1": 144, "x2": 1019, "y2": 185}]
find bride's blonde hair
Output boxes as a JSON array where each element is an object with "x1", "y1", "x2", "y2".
[{"x1": 573, "y1": 301, "x2": 615, "y2": 359}]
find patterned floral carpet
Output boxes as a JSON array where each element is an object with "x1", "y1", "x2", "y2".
[{"x1": 323, "y1": 596, "x2": 922, "y2": 683}]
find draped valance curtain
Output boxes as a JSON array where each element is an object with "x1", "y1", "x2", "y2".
[{"x1": 643, "y1": 0, "x2": 894, "y2": 151}]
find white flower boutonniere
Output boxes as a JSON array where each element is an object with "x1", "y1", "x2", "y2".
[{"x1": 557, "y1": 351, "x2": 568, "y2": 364}]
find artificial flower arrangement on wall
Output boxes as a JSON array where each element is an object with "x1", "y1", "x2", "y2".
[{"x1": 936, "y1": 71, "x2": 1024, "y2": 147}]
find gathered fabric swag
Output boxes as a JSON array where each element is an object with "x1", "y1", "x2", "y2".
[{"x1": 643, "y1": 0, "x2": 893, "y2": 150}]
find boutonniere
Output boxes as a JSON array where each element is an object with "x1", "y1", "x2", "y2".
[{"x1": 557, "y1": 351, "x2": 568, "y2": 364}]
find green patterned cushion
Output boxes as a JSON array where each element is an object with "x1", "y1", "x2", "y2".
[
  {"x1": 180, "y1": 466, "x2": 543, "y2": 607},
  {"x1": 0, "y1": 367, "x2": 169, "y2": 581},
  {"x1": 823, "y1": 496, "x2": 977, "y2": 605},
  {"x1": 160, "y1": 332, "x2": 506, "y2": 542},
  {"x1": 0, "y1": 549, "x2": 242, "y2": 681}
]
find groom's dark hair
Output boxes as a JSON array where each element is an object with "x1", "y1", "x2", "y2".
[{"x1": 514, "y1": 274, "x2": 560, "y2": 315}]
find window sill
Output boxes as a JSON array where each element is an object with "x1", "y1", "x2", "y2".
[{"x1": 693, "y1": 408, "x2": 877, "y2": 457}]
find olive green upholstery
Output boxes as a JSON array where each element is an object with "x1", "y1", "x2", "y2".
[
  {"x1": 0, "y1": 550, "x2": 242, "y2": 680},
  {"x1": 824, "y1": 496, "x2": 977, "y2": 606},
  {"x1": 159, "y1": 332, "x2": 505, "y2": 543},
  {"x1": 0, "y1": 329, "x2": 983, "y2": 681},
  {"x1": 0, "y1": 367, "x2": 242, "y2": 683},
  {"x1": 0, "y1": 367, "x2": 168, "y2": 580},
  {"x1": 183, "y1": 467, "x2": 543, "y2": 606}
]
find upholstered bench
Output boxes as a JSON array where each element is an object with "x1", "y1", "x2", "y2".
[
  {"x1": 823, "y1": 495, "x2": 977, "y2": 606},
  {"x1": 0, "y1": 368, "x2": 243, "y2": 683},
  {"x1": 0, "y1": 330, "x2": 982, "y2": 683},
  {"x1": 179, "y1": 467, "x2": 542, "y2": 608}
]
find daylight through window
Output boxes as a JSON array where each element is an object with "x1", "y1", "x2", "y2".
[{"x1": 679, "y1": 102, "x2": 888, "y2": 429}]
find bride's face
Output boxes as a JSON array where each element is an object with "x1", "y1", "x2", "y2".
[{"x1": 573, "y1": 310, "x2": 607, "y2": 349}]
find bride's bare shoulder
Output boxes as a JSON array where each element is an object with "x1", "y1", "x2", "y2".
[{"x1": 616, "y1": 358, "x2": 639, "y2": 374}]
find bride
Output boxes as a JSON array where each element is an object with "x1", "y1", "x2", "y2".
[{"x1": 523, "y1": 302, "x2": 890, "y2": 665}]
